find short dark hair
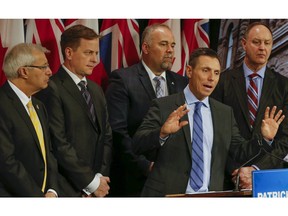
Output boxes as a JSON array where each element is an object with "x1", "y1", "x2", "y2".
[
  {"x1": 243, "y1": 22, "x2": 273, "y2": 39},
  {"x1": 188, "y1": 47, "x2": 220, "y2": 68},
  {"x1": 60, "y1": 24, "x2": 100, "y2": 59}
]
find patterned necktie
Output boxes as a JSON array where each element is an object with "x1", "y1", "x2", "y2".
[
  {"x1": 247, "y1": 73, "x2": 259, "y2": 128},
  {"x1": 78, "y1": 81, "x2": 96, "y2": 122},
  {"x1": 190, "y1": 102, "x2": 204, "y2": 192},
  {"x1": 27, "y1": 100, "x2": 47, "y2": 192},
  {"x1": 153, "y1": 76, "x2": 164, "y2": 98}
]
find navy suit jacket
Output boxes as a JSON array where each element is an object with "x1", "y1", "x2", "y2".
[
  {"x1": 36, "y1": 66, "x2": 112, "y2": 196},
  {"x1": 133, "y1": 93, "x2": 271, "y2": 197},
  {"x1": 0, "y1": 82, "x2": 58, "y2": 196},
  {"x1": 105, "y1": 62, "x2": 188, "y2": 196}
]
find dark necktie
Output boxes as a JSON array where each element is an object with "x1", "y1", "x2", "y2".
[
  {"x1": 190, "y1": 102, "x2": 204, "y2": 192},
  {"x1": 247, "y1": 74, "x2": 259, "y2": 128},
  {"x1": 78, "y1": 81, "x2": 96, "y2": 122},
  {"x1": 153, "y1": 76, "x2": 164, "y2": 98}
]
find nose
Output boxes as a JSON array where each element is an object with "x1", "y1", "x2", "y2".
[
  {"x1": 91, "y1": 53, "x2": 98, "y2": 63},
  {"x1": 47, "y1": 67, "x2": 52, "y2": 77}
]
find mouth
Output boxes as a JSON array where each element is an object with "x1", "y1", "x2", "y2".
[{"x1": 203, "y1": 84, "x2": 213, "y2": 89}]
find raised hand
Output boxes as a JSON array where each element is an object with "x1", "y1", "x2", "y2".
[
  {"x1": 160, "y1": 104, "x2": 189, "y2": 138},
  {"x1": 261, "y1": 106, "x2": 285, "y2": 141}
]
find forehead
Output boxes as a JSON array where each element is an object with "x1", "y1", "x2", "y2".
[
  {"x1": 247, "y1": 25, "x2": 272, "y2": 39},
  {"x1": 150, "y1": 27, "x2": 174, "y2": 41},
  {"x1": 196, "y1": 56, "x2": 221, "y2": 70},
  {"x1": 78, "y1": 38, "x2": 99, "y2": 49}
]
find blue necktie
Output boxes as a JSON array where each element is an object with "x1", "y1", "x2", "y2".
[
  {"x1": 190, "y1": 102, "x2": 204, "y2": 191},
  {"x1": 78, "y1": 81, "x2": 96, "y2": 122}
]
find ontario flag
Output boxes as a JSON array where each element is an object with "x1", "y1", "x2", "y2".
[
  {"x1": 25, "y1": 19, "x2": 65, "y2": 74},
  {"x1": 99, "y1": 19, "x2": 140, "y2": 89},
  {"x1": 180, "y1": 19, "x2": 210, "y2": 76},
  {"x1": 0, "y1": 19, "x2": 25, "y2": 86},
  {"x1": 148, "y1": 19, "x2": 182, "y2": 75}
]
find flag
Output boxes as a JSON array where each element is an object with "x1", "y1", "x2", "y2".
[
  {"x1": 25, "y1": 19, "x2": 65, "y2": 74},
  {"x1": 148, "y1": 19, "x2": 182, "y2": 74},
  {"x1": 99, "y1": 19, "x2": 140, "y2": 89},
  {"x1": 0, "y1": 19, "x2": 25, "y2": 86},
  {"x1": 180, "y1": 19, "x2": 210, "y2": 76}
]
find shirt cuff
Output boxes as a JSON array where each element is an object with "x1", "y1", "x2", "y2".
[
  {"x1": 47, "y1": 189, "x2": 58, "y2": 197},
  {"x1": 82, "y1": 173, "x2": 102, "y2": 195},
  {"x1": 159, "y1": 135, "x2": 169, "y2": 146}
]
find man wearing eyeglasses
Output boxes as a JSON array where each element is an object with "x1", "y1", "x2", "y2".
[
  {"x1": 0, "y1": 43, "x2": 59, "y2": 197},
  {"x1": 36, "y1": 24, "x2": 112, "y2": 197}
]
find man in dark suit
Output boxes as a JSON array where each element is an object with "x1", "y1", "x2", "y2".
[
  {"x1": 0, "y1": 43, "x2": 58, "y2": 197},
  {"x1": 36, "y1": 25, "x2": 112, "y2": 197},
  {"x1": 133, "y1": 48, "x2": 284, "y2": 197},
  {"x1": 105, "y1": 23, "x2": 188, "y2": 196},
  {"x1": 211, "y1": 22, "x2": 288, "y2": 189}
]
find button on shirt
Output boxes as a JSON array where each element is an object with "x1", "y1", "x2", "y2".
[{"x1": 184, "y1": 86, "x2": 214, "y2": 193}]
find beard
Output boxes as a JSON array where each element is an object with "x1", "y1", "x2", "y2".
[{"x1": 160, "y1": 61, "x2": 173, "y2": 71}]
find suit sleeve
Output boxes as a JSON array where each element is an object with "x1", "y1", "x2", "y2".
[
  {"x1": 132, "y1": 99, "x2": 163, "y2": 161},
  {"x1": 38, "y1": 82, "x2": 95, "y2": 190},
  {"x1": 105, "y1": 71, "x2": 151, "y2": 175},
  {"x1": 0, "y1": 116, "x2": 44, "y2": 197}
]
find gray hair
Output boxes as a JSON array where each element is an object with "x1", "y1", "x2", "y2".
[
  {"x1": 3, "y1": 43, "x2": 50, "y2": 79},
  {"x1": 141, "y1": 23, "x2": 172, "y2": 46}
]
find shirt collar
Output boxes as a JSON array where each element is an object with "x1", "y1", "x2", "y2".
[
  {"x1": 183, "y1": 85, "x2": 209, "y2": 108},
  {"x1": 243, "y1": 62, "x2": 265, "y2": 79},
  {"x1": 62, "y1": 65, "x2": 87, "y2": 85}
]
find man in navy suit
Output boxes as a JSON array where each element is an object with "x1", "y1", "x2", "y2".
[
  {"x1": 36, "y1": 25, "x2": 112, "y2": 197},
  {"x1": 105, "y1": 23, "x2": 188, "y2": 196},
  {"x1": 133, "y1": 47, "x2": 284, "y2": 197},
  {"x1": 211, "y1": 22, "x2": 288, "y2": 190},
  {"x1": 0, "y1": 43, "x2": 58, "y2": 197}
]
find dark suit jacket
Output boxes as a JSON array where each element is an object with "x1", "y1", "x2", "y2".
[
  {"x1": 36, "y1": 66, "x2": 112, "y2": 196},
  {"x1": 0, "y1": 82, "x2": 58, "y2": 197},
  {"x1": 211, "y1": 66, "x2": 288, "y2": 172},
  {"x1": 105, "y1": 62, "x2": 188, "y2": 196},
  {"x1": 133, "y1": 93, "x2": 272, "y2": 197}
]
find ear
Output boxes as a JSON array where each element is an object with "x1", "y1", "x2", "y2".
[
  {"x1": 186, "y1": 65, "x2": 192, "y2": 78},
  {"x1": 18, "y1": 67, "x2": 29, "y2": 79},
  {"x1": 141, "y1": 42, "x2": 149, "y2": 55},
  {"x1": 65, "y1": 47, "x2": 73, "y2": 60}
]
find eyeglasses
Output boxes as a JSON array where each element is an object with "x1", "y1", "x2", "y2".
[{"x1": 25, "y1": 65, "x2": 50, "y2": 71}]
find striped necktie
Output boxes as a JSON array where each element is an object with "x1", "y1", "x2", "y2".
[
  {"x1": 78, "y1": 81, "x2": 96, "y2": 122},
  {"x1": 247, "y1": 73, "x2": 259, "y2": 128},
  {"x1": 153, "y1": 76, "x2": 164, "y2": 98},
  {"x1": 190, "y1": 102, "x2": 204, "y2": 192},
  {"x1": 27, "y1": 100, "x2": 47, "y2": 192}
]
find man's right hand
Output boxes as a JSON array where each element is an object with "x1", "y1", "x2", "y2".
[{"x1": 93, "y1": 176, "x2": 110, "y2": 197}]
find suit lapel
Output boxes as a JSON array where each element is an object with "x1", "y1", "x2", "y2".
[
  {"x1": 175, "y1": 93, "x2": 192, "y2": 156},
  {"x1": 138, "y1": 63, "x2": 157, "y2": 100},
  {"x1": 57, "y1": 68, "x2": 98, "y2": 131},
  {"x1": 254, "y1": 69, "x2": 276, "y2": 128},
  {"x1": 3, "y1": 83, "x2": 44, "y2": 156},
  {"x1": 166, "y1": 71, "x2": 177, "y2": 95},
  {"x1": 231, "y1": 68, "x2": 251, "y2": 127}
]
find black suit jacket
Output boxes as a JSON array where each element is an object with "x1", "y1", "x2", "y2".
[
  {"x1": 0, "y1": 82, "x2": 58, "y2": 196},
  {"x1": 211, "y1": 66, "x2": 288, "y2": 172},
  {"x1": 36, "y1": 66, "x2": 112, "y2": 196},
  {"x1": 133, "y1": 93, "x2": 270, "y2": 197},
  {"x1": 105, "y1": 62, "x2": 188, "y2": 196}
]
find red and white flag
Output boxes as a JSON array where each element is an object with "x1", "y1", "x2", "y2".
[
  {"x1": 180, "y1": 19, "x2": 210, "y2": 76},
  {"x1": 25, "y1": 19, "x2": 65, "y2": 74},
  {"x1": 0, "y1": 19, "x2": 25, "y2": 86}
]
